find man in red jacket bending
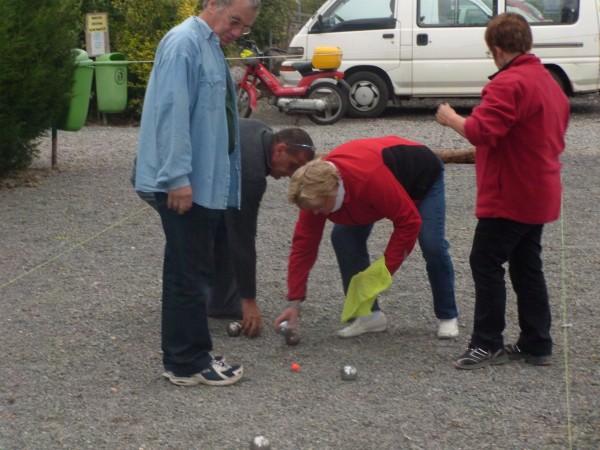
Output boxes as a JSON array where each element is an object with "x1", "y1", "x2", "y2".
[
  {"x1": 274, "y1": 136, "x2": 459, "y2": 340},
  {"x1": 436, "y1": 12, "x2": 570, "y2": 369}
]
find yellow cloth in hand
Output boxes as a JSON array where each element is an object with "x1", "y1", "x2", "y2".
[{"x1": 341, "y1": 256, "x2": 392, "y2": 323}]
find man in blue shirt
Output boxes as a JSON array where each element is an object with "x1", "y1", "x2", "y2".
[{"x1": 134, "y1": 0, "x2": 260, "y2": 387}]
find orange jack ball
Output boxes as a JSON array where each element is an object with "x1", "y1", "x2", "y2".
[{"x1": 291, "y1": 363, "x2": 300, "y2": 372}]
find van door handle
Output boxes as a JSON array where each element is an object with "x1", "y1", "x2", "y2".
[
  {"x1": 382, "y1": 33, "x2": 394, "y2": 39},
  {"x1": 416, "y1": 33, "x2": 428, "y2": 46}
]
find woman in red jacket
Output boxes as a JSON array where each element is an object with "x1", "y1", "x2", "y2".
[
  {"x1": 436, "y1": 13, "x2": 570, "y2": 369},
  {"x1": 274, "y1": 136, "x2": 459, "y2": 339}
]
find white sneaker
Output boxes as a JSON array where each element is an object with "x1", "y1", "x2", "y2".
[
  {"x1": 337, "y1": 311, "x2": 388, "y2": 338},
  {"x1": 437, "y1": 318, "x2": 459, "y2": 339}
]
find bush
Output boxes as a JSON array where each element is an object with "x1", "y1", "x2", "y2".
[
  {"x1": 108, "y1": 0, "x2": 199, "y2": 119},
  {"x1": 250, "y1": 0, "x2": 295, "y2": 48},
  {"x1": 0, "y1": 0, "x2": 81, "y2": 175}
]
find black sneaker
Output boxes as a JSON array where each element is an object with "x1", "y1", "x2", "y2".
[
  {"x1": 453, "y1": 347, "x2": 509, "y2": 370},
  {"x1": 163, "y1": 357, "x2": 243, "y2": 386},
  {"x1": 505, "y1": 343, "x2": 554, "y2": 366}
]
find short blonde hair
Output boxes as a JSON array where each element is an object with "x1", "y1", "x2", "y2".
[{"x1": 288, "y1": 158, "x2": 339, "y2": 209}]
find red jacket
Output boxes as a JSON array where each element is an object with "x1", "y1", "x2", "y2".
[
  {"x1": 464, "y1": 54, "x2": 570, "y2": 224},
  {"x1": 287, "y1": 136, "x2": 425, "y2": 300}
]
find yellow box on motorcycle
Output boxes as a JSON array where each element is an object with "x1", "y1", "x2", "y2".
[
  {"x1": 311, "y1": 47, "x2": 342, "y2": 70},
  {"x1": 240, "y1": 48, "x2": 258, "y2": 65}
]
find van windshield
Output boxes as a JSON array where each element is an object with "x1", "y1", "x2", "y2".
[{"x1": 311, "y1": 0, "x2": 396, "y2": 33}]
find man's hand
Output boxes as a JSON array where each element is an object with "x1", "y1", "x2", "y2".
[
  {"x1": 241, "y1": 298, "x2": 262, "y2": 338},
  {"x1": 273, "y1": 300, "x2": 301, "y2": 332},
  {"x1": 167, "y1": 185, "x2": 193, "y2": 214}
]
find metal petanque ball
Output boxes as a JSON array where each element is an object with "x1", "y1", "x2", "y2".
[
  {"x1": 340, "y1": 365, "x2": 358, "y2": 381},
  {"x1": 285, "y1": 331, "x2": 301, "y2": 346},
  {"x1": 277, "y1": 320, "x2": 293, "y2": 336},
  {"x1": 250, "y1": 435, "x2": 271, "y2": 449},
  {"x1": 226, "y1": 321, "x2": 242, "y2": 337}
]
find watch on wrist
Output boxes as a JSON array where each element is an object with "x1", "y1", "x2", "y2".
[{"x1": 288, "y1": 300, "x2": 302, "y2": 312}]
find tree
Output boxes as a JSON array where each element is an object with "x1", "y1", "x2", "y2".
[
  {"x1": 300, "y1": 0, "x2": 327, "y2": 15},
  {"x1": 0, "y1": 0, "x2": 81, "y2": 174},
  {"x1": 101, "y1": 0, "x2": 199, "y2": 117},
  {"x1": 249, "y1": 0, "x2": 297, "y2": 47}
]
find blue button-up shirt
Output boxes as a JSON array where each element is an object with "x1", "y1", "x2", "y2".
[{"x1": 135, "y1": 16, "x2": 241, "y2": 209}]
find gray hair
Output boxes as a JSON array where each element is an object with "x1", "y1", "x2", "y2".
[{"x1": 202, "y1": 0, "x2": 261, "y2": 10}]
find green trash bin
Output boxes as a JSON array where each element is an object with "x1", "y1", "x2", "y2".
[
  {"x1": 95, "y1": 52, "x2": 128, "y2": 113},
  {"x1": 57, "y1": 49, "x2": 94, "y2": 131}
]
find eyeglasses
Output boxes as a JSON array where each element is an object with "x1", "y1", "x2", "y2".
[
  {"x1": 485, "y1": 51, "x2": 493, "y2": 59},
  {"x1": 225, "y1": 6, "x2": 252, "y2": 35},
  {"x1": 289, "y1": 143, "x2": 315, "y2": 151}
]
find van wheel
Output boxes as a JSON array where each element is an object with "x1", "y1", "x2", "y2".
[
  {"x1": 346, "y1": 72, "x2": 389, "y2": 118},
  {"x1": 547, "y1": 68, "x2": 568, "y2": 95}
]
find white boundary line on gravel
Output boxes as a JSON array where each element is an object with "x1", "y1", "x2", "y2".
[
  {"x1": 0, "y1": 204, "x2": 150, "y2": 290},
  {"x1": 560, "y1": 197, "x2": 574, "y2": 450}
]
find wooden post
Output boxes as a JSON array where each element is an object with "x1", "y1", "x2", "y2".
[{"x1": 51, "y1": 127, "x2": 58, "y2": 169}]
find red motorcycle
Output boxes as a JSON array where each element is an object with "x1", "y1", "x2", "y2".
[{"x1": 236, "y1": 40, "x2": 349, "y2": 125}]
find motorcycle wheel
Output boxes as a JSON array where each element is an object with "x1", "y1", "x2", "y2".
[
  {"x1": 305, "y1": 82, "x2": 348, "y2": 125},
  {"x1": 236, "y1": 88, "x2": 252, "y2": 118}
]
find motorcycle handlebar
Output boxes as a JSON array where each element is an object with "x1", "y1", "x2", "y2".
[{"x1": 239, "y1": 39, "x2": 287, "y2": 57}]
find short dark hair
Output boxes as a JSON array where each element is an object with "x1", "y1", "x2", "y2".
[
  {"x1": 485, "y1": 12, "x2": 532, "y2": 55},
  {"x1": 274, "y1": 128, "x2": 315, "y2": 160},
  {"x1": 202, "y1": 0, "x2": 261, "y2": 11}
]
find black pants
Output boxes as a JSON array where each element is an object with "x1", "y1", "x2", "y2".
[
  {"x1": 155, "y1": 193, "x2": 221, "y2": 376},
  {"x1": 207, "y1": 215, "x2": 242, "y2": 316},
  {"x1": 469, "y1": 218, "x2": 552, "y2": 356}
]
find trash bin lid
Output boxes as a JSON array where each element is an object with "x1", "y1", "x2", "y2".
[
  {"x1": 73, "y1": 49, "x2": 94, "y2": 66},
  {"x1": 96, "y1": 52, "x2": 127, "y2": 63}
]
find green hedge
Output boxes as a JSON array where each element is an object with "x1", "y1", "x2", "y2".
[{"x1": 0, "y1": 0, "x2": 80, "y2": 174}]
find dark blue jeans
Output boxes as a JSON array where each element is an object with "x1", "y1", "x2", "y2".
[
  {"x1": 469, "y1": 218, "x2": 552, "y2": 355},
  {"x1": 331, "y1": 172, "x2": 457, "y2": 319},
  {"x1": 155, "y1": 193, "x2": 222, "y2": 376}
]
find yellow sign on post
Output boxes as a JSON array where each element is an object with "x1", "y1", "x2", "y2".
[
  {"x1": 85, "y1": 13, "x2": 110, "y2": 57},
  {"x1": 86, "y1": 13, "x2": 108, "y2": 32}
]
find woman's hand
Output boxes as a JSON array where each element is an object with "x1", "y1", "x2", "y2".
[
  {"x1": 435, "y1": 103, "x2": 467, "y2": 138},
  {"x1": 273, "y1": 301, "x2": 301, "y2": 332}
]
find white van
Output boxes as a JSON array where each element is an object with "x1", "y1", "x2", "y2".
[{"x1": 280, "y1": 0, "x2": 600, "y2": 118}]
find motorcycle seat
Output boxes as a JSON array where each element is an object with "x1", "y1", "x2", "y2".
[{"x1": 290, "y1": 61, "x2": 319, "y2": 77}]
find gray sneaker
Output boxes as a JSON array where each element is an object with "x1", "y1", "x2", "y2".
[
  {"x1": 163, "y1": 357, "x2": 243, "y2": 386},
  {"x1": 505, "y1": 343, "x2": 554, "y2": 366},
  {"x1": 453, "y1": 347, "x2": 509, "y2": 370}
]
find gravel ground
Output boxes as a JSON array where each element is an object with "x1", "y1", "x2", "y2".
[{"x1": 1, "y1": 96, "x2": 599, "y2": 450}]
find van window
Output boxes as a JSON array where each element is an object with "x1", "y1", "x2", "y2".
[
  {"x1": 417, "y1": 0, "x2": 579, "y2": 27},
  {"x1": 310, "y1": 0, "x2": 396, "y2": 33},
  {"x1": 506, "y1": 1, "x2": 579, "y2": 25},
  {"x1": 418, "y1": 0, "x2": 493, "y2": 27}
]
